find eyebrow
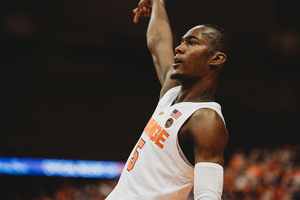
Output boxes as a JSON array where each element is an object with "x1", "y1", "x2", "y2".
[{"x1": 181, "y1": 35, "x2": 200, "y2": 42}]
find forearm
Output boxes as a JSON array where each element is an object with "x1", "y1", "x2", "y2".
[
  {"x1": 146, "y1": 0, "x2": 174, "y2": 85},
  {"x1": 147, "y1": 0, "x2": 171, "y2": 46}
]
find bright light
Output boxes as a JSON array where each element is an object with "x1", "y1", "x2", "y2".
[{"x1": 0, "y1": 157, "x2": 125, "y2": 178}]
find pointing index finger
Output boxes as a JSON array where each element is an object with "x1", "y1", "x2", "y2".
[{"x1": 133, "y1": 8, "x2": 141, "y2": 23}]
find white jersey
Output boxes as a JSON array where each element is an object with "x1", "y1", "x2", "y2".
[{"x1": 106, "y1": 86, "x2": 225, "y2": 200}]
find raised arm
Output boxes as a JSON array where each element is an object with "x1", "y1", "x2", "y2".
[
  {"x1": 133, "y1": 0, "x2": 179, "y2": 98},
  {"x1": 188, "y1": 109, "x2": 228, "y2": 200}
]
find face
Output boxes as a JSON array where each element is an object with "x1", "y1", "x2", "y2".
[{"x1": 171, "y1": 25, "x2": 215, "y2": 84}]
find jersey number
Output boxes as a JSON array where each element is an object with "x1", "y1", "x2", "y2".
[{"x1": 127, "y1": 138, "x2": 146, "y2": 171}]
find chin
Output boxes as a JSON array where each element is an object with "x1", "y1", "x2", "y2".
[
  {"x1": 170, "y1": 73, "x2": 180, "y2": 80},
  {"x1": 170, "y1": 73, "x2": 185, "y2": 84}
]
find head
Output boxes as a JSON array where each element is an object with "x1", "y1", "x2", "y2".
[
  {"x1": 171, "y1": 25, "x2": 236, "y2": 83},
  {"x1": 200, "y1": 24, "x2": 236, "y2": 74}
]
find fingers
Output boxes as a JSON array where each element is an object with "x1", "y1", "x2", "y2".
[
  {"x1": 133, "y1": 10, "x2": 140, "y2": 23},
  {"x1": 133, "y1": 7, "x2": 139, "y2": 14},
  {"x1": 143, "y1": 7, "x2": 151, "y2": 17},
  {"x1": 133, "y1": 7, "x2": 151, "y2": 23}
]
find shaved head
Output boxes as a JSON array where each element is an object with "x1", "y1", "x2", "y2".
[{"x1": 197, "y1": 24, "x2": 236, "y2": 73}]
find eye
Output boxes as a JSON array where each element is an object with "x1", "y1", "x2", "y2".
[{"x1": 189, "y1": 40, "x2": 197, "y2": 45}]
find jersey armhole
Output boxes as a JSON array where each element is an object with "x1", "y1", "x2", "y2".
[{"x1": 176, "y1": 136, "x2": 193, "y2": 167}]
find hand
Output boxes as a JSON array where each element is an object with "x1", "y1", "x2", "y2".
[{"x1": 133, "y1": 0, "x2": 152, "y2": 23}]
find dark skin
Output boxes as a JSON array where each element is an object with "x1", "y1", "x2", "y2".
[{"x1": 133, "y1": 0, "x2": 228, "y2": 167}]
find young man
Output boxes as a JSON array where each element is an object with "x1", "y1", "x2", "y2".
[{"x1": 106, "y1": 0, "x2": 235, "y2": 199}]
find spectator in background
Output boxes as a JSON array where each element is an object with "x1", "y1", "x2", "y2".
[{"x1": 223, "y1": 144, "x2": 300, "y2": 200}]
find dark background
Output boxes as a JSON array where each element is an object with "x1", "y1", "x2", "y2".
[{"x1": 1, "y1": 0, "x2": 300, "y2": 164}]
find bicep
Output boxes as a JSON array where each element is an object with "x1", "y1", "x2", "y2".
[
  {"x1": 189, "y1": 109, "x2": 228, "y2": 167},
  {"x1": 149, "y1": 39, "x2": 174, "y2": 84},
  {"x1": 149, "y1": 40, "x2": 179, "y2": 99}
]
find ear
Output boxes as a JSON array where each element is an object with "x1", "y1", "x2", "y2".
[{"x1": 210, "y1": 52, "x2": 227, "y2": 70}]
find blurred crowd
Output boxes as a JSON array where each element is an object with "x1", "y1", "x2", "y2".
[
  {"x1": 29, "y1": 179, "x2": 118, "y2": 200},
  {"x1": 223, "y1": 144, "x2": 300, "y2": 200},
  {"x1": 11, "y1": 144, "x2": 300, "y2": 200}
]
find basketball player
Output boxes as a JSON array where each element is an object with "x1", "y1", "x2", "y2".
[{"x1": 106, "y1": 0, "x2": 235, "y2": 199}]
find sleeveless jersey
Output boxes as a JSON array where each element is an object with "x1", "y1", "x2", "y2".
[{"x1": 105, "y1": 86, "x2": 225, "y2": 200}]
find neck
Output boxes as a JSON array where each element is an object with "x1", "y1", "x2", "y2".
[{"x1": 173, "y1": 78, "x2": 219, "y2": 104}]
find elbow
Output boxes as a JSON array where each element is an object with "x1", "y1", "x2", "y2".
[{"x1": 147, "y1": 34, "x2": 163, "y2": 52}]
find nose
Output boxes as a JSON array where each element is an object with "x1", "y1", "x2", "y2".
[{"x1": 175, "y1": 44, "x2": 185, "y2": 54}]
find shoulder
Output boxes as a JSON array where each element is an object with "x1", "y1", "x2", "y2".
[
  {"x1": 187, "y1": 108, "x2": 228, "y2": 166},
  {"x1": 159, "y1": 83, "x2": 181, "y2": 100},
  {"x1": 189, "y1": 108, "x2": 226, "y2": 132}
]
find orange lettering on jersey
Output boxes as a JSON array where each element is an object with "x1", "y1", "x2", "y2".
[
  {"x1": 143, "y1": 117, "x2": 170, "y2": 149},
  {"x1": 149, "y1": 124, "x2": 160, "y2": 141},
  {"x1": 144, "y1": 117, "x2": 156, "y2": 136},
  {"x1": 155, "y1": 129, "x2": 170, "y2": 149},
  {"x1": 148, "y1": 122, "x2": 159, "y2": 138}
]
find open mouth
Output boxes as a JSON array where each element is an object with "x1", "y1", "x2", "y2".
[
  {"x1": 173, "y1": 57, "x2": 183, "y2": 68},
  {"x1": 174, "y1": 58, "x2": 183, "y2": 64}
]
